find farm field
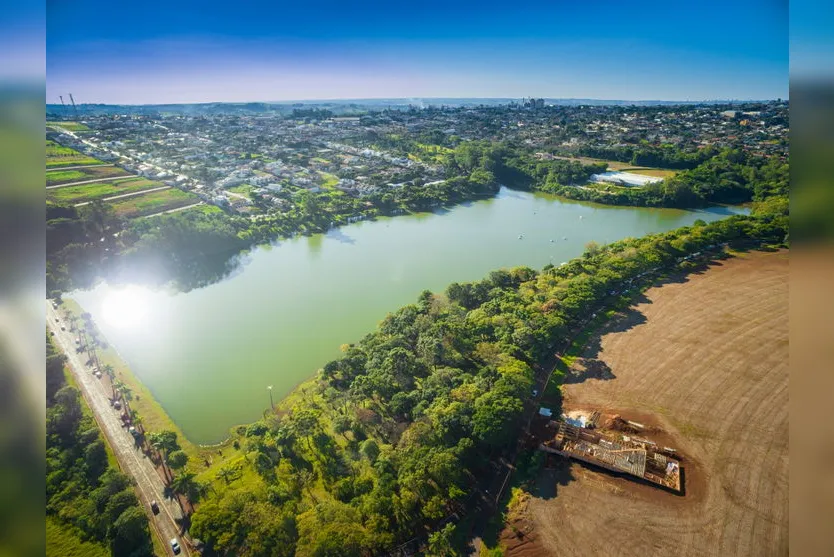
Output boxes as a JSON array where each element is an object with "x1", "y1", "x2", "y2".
[
  {"x1": 46, "y1": 121, "x2": 91, "y2": 132},
  {"x1": 110, "y1": 187, "x2": 199, "y2": 217},
  {"x1": 517, "y1": 250, "x2": 788, "y2": 557},
  {"x1": 46, "y1": 140, "x2": 101, "y2": 168},
  {"x1": 46, "y1": 165, "x2": 130, "y2": 186},
  {"x1": 46, "y1": 178, "x2": 163, "y2": 204}
]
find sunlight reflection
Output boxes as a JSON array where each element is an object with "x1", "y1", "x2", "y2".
[{"x1": 101, "y1": 286, "x2": 151, "y2": 329}]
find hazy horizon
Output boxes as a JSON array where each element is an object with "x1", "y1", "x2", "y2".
[{"x1": 46, "y1": 95, "x2": 785, "y2": 108}]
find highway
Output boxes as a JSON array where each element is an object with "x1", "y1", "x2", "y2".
[{"x1": 47, "y1": 302, "x2": 190, "y2": 556}]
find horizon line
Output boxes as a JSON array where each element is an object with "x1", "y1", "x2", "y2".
[{"x1": 46, "y1": 95, "x2": 787, "y2": 107}]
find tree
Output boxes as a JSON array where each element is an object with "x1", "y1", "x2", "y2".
[
  {"x1": 333, "y1": 414, "x2": 351, "y2": 439},
  {"x1": 109, "y1": 506, "x2": 153, "y2": 557},
  {"x1": 296, "y1": 500, "x2": 369, "y2": 557},
  {"x1": 359, "y1": 439, "x2": 380, "y2": 462},
  {"x1": 148, "y1": 430, "x2": 180, "y2": 481},
  {"x1": 84, "y1": 439, "x2": 108, "y2": 479},
  {"x1": 172, "y1": 471, "x2": 207, "y2": 509},
  {"x1": 290, "y1": 408, "x2": 320, "y2": 452},
  {"x1": 166, "y1": 449, "x2": 189, "y2": 471},
  {"x1": 49, "y1": 385, "x2": 83, "y2": 439},
  {"x1": 148, "y1": 430, "x2": 179, "y2": 458},
  {"x1": 104, "y1": 489, "x2": 140, "y2": 525},
  {"x1": 472, "y1": 389, "x2": 523, "y2": 447},
  {"x1": 427, "y1": 523, "x2": 457, "y2": 556}
]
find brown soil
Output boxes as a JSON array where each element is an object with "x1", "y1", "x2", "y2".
[{"x1": 518, "y1": 250, "x2": 789, "y2": 557}]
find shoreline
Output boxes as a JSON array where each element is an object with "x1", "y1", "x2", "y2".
[
  {"x1": 62, "y1": 194, "x2": 750, "y2": 450},
  {"x1": 57, "y1": 296, "x2": 320, "y2": 481}
]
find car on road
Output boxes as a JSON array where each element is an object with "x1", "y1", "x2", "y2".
[
  {"x1": 151, "y1": 500, "x2": 159, "y2": 515},
  {"x1": 532, "y1": 389, "x2": 539, "y2": 397},
  {"x1": 170, "y1": 538, "x2": 181, "y2": 554}
]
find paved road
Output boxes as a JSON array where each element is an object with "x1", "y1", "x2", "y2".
[
  {"x1": 46, "y1": 163, "x2": 115, "y2": 171},
  {"x1": 47, "y1": 302, "x2": 189, "y2": 557},
  {"x1": 46, "y1": 175, "x2": 138, "y2": 190},
  {"x1": 74, "y1": 186, "x2": 171, "y2": 207},
  {"x1": 142, "y1": 202, "x2": 204, "y2": 218}
]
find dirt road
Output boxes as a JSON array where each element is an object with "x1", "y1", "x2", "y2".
[
  {"x1": 523, "y1": 250, "x2": 788, "y2": 557},
  {"x1": 47, "y1": 302, "x2": 189, "y2": 556}
]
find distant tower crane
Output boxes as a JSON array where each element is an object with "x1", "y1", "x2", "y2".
[{"x1": 69, "y1": 93, "x2": 79, "y2": 120}]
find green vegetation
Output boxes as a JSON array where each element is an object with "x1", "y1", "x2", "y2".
[
  {"x1": 227, "y1": 184, "x2": 256, "y2": 197},
  {"x1": 47, "y1": 178, "x2": 161, "y2": 204},
  {"x1": 47, "y1": 335, "x2": 154, "y2": 557},
  {"x1": 47, "y1": 518, "x2": 109, "y2": 557},
  {"x1": 573, "y1": 143, "x2": 719, "y2": 170},
  {"x1": 243, "y1": 171, "x2": 498, "y2": 245},
  {"x1": 47, "y1": 201, "x2": 122, "y2": 294},
  {"x1": 110, "y1": 187, "x2": 198, "y2": 218},
  {"x1": 188, "y1": 212, "x2": 787, "y2": 556},
  {"x1": 47, "y1": 165, "x2": 132, "y2": 186},
  {"x1": 47, "y1": 140, "x2": 101, "y2": 167},
  {"x1": 549, "y1": 149, "x2": 788, "y2": 209},
  {"x1": 47, "y1": 169, "x2": 87, "y2": 185},
  {"x1": 48, "y1": 121, "x2": 91, "y2": 132},
  {"x1": 318, "y1": 172, "x2": 340, "y2": 189}
]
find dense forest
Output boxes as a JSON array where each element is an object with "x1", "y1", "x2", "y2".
[
  {"x1": 46, "y1": 335, "x2": 154, "y2": 557},
  {"x1": 188, "y1": 211, "x2": 786, "y2": 556}
]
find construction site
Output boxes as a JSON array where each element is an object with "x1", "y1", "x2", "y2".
[{"x1": 536, "y1": 411, "x2": 682, "y2": 493}]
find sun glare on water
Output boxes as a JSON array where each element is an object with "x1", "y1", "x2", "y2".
[{"x1": 101, "y1": 286, "x2": 152, "y2": 329}]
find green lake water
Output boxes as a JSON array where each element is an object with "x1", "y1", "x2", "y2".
[{"x1": 72, "y1": 188, "x2": 747, "y2": 443}]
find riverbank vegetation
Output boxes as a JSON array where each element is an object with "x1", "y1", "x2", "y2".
[
  {"x1": 186, "y1": 212, "x2": 786, "y2": 556},
  {"x1": 46, "y1": 334, "x2": 155, "y2": 557},
  {"x1": 547, "y1": 148, "x2": 788, "y2": 209},
  {"x1": 46, "y1": 131, "x2": 787, "y2": 296}
]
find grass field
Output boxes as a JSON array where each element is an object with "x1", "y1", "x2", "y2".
[
  {"x1": 110, "y1": 187, "x2": 198, "y2": 217},
  {"x1": 46, "y1": 519, "x2": 109, "y2": 557},
  {"x1": 47, "y1": 121, "x2": 91, "y2": 132},
  {"x1": 227, "y1": 183, "x2": 256, "y2": 197},
  {"x1": 517, "y1": 250, "x2": 788, "y2": 557},
  {"x1": 45, "y1": 169, "x2": 86, "y2": 184},
  {"x1": 47, "y1": 165, "x2": 130, "y2": 186},
  {"x1": 188, "y1": 204, "x2": 224, "y2": 216},
  {"x1": 318, "y1": 171, "x2": 340, "y2": 189},
  {"x1": 47, "y1": 178, "x2": 161, "y2": 204},
  {"x1": 46, "y1": 140, "x2": 101, "y2": 168}
]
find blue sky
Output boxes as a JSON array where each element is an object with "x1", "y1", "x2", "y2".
[{"x1": 46, "y1": 0, "x2": 788, "y2": 104}]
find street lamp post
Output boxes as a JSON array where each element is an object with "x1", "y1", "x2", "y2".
[{"x1": 267, "y1": 385, "x2": 274, "y2": 411}]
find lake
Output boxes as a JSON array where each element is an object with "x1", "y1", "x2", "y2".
[{"x1": 72, "y1": 188, "x2": 747, "y2": 443}]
